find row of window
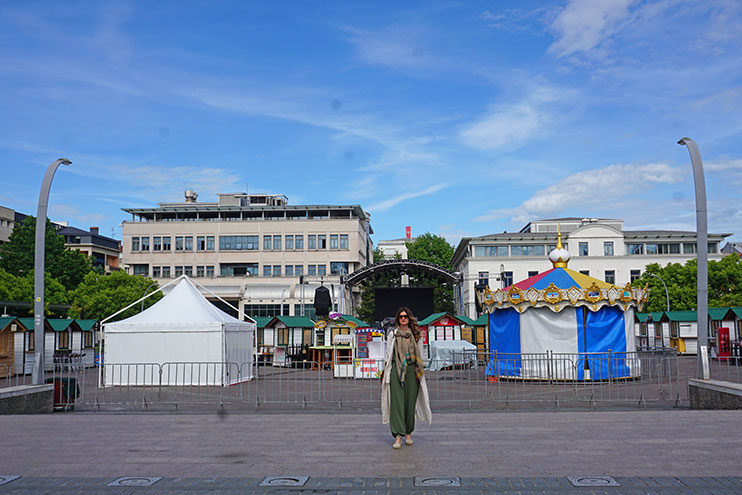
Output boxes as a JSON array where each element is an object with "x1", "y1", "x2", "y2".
[
  {"x1": 474, "y1": 241, "x2": 718, "y2": 258},
  {"x1": 477, "y1": 269, "x2": 643, "y2": 287},
  {"x1": 131, "y1": 234, "x2": 349, "y2": 252},
  {"x1": 23, "y1": 330, "x2": 94, "y2": 352},
  {"x1": 133, "y1": 262, "x2": 351, "y2": 278}
]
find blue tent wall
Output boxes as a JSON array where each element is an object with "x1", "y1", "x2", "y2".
[
  {"x1": 486, "y1": 308, "x2": 521, "y2": 376},
  {"x1": 584, "y1": 306, "x2": 630, "y2": 379}
]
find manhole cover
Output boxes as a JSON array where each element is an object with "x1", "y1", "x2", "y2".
[
  {"x1": 259, "y1": 476, "x2": 309, "y2": 487},
  {"x1": 414, "y1": 477, "x2": 462, "y2": 487},
  {"x1": 107, "y1": 477, "x2": 162, "y2": 487},
  {"x1": 0, "y1": 476, "x2": 20, "y2": 487},
  {"x1": 567, "y1": 476, "x2": 620, "y2": 487}
]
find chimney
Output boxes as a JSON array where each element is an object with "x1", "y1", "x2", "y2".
[{"x1": 90, "y1": 227, "x2": 99, "y2": 235}]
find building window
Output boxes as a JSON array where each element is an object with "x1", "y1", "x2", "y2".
[
  {"x1": 184, "y1": 236, "x2": 193, "y2": 251},
  {"x1": 184, "y1": 266, "x2": 193, "y2": 277},
  {"x1": 308, "y1": 235, "x2": 316, "y2": 250},
  {"x1": 263, "y1": 236, "x2": 272, "y2": 250},
  {"x1": 263, "y1": 265, "x2": 271, "y2": 277},
  {"x1": 27, "y1": 331, "x2": 34, "y2": 352},
  {"x1": 141, "y1": 237, "x2": 150, "y2": 251},
  {"x1": 639, "y1": 323, "x2": 647, "y2": 336},
  {"x1": 295, "y1": 235, "x2": 304, "y2": 250},
  {"x1": 273, "y1": 265, "x2": 281, "y2": 277},
  {"x1": 57, "y1": 331, "x2": 70, "y2": 350},
  {"x1": 340, "y1": 234, "x2": 348, "y2": 249},
  {"x1": 133, "y1": 264, "x2": 148, "y2": 276},
  {"x1": 331, "y1": 262, "x2": 349, "y2": 275},
  {"x1": 502, "y1": 271, "x2": 513, "y2": 287},
  {"x1": 308, "y1": 265, "x2": 317, "y2": 276},
  {"x1": 646, "y1": 243, "x2": 658, "y2": 255},
  {"x1": 285, "y1": 235, "x2": 294, "y2": 250},
  {"x1": 162, "y1": 236, "x2": 171, "y2": 251},
  {"x1": 318, "y1": 235, "x2": 327, "y2": 249},
  {"x1": 219, "y1": 235, "x2": 259, "y2": 250},
  {"x1": 295, "y1": 265, "x2": 304, "y2": 276},
  {"x1": 131, "y1": 237, "x2": 140, "y2": 251},
  {"x1": 317, "y1": 264, "x2": 326, "y2": 276},
  {"x1": 206, "y1": 236, "x2": 214, "y2": 250},
  {"x1": 580, "y1": 270, "x2": 589, "y2": 276},
  {"x1": 273, "y1": 235, "x2": 282, "y2": 250},
  {"x1": 683, "y1": 243, "x2": 696, "y2": 254},
  {"x1": 175, "y1": 236, "x2": 184, "y2": 251},
  {"x1": 579, "y1": 242, "x2": 588, "y2": 256},
  {"x1": 658, "y1": 323, "x2": 666, "y2": 338},
  {"x1": 604, "y1": 241, "x2": 614, "y2": 256},
  {"x1": 510, "y1": 245, "x2": 545, "y2": 257},
  {"x1": 630, "y1": 269, "x2": 641, "y2": 282},
  {"x1": 285, "y1": 265, "x2": 294, "y2": 277},
  {"x1": 220, "y1": 263, "x2": 257, "y2": 277},
  {"x1": 206, "y1": 266, "x2": 214, "y2": 277},
  {"x1": 83, "y1": 331, "x2": 93, "y2": 348},
  {"x1": 627, "y1": 243, "x2": 643, "y2": 255},
  {"x1": 162, "y1": 266, "x2": 171, "y2": 278},
  {"x1": 175, "y1": 266, "x2": 183, "y2": 277},
  {"x1": 708, "y1": 242, "x2": 718, "y2": 254},
  {"x1": 478, "y1": 271, "x2": 489, "y2": 286},
  {"x1": 605, "y1": 270, "x2": 615, "y2": 284},
  {"x1": 527, "y1": 271, "x2": 538, "y2": 278},
  {"x1": 330, "y1": 234, "x2": 339, "y2": 249},
  {"x1": 152, "y1": 266, "x2": 161, "y2": 278},
  {"x1": 197, "y1": 236, "x2": 206, "y2": 250},
  {"x1": 153, "y1": 236, "x2": 162, "y2": 251},
  {"x1": 196, "y1": 266, "x2": 205, "y2": 277}
]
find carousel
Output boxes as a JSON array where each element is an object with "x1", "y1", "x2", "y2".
[{"x1": 479, "y1": 229, "x2": 649, "y2": 381}]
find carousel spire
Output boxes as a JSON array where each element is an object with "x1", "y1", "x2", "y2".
[{"x1": 548, "y1": 223, "x2": 570, "y2": 268}]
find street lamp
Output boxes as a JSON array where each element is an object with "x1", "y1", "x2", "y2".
[
  {"x1": 141, "y1": 282, "x2": 159, "y2": 311},
  {"x1": 33, "y1": 158, "x2": 71, "y2": 385},
  {"x1": 647, "y1": 273, "x2": 670, "y2": 312},
  {"x1": 678, "y1": 137, "x2": 709, "y2": 380}
]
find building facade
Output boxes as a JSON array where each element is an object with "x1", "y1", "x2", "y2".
[
  {"x1": 0, "y1": 206, "x2": 17, "y2": 244},
  {"x1": 59, "y1": 226, "x2": 121, "y2": 273},
  {"x1": 121, "y1": 191, "x2": 373, "y2": 318},
  {"x1": 452, "y1": 217, "x2": 731, "y2": 319}
]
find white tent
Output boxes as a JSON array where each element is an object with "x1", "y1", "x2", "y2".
[{"x1": 103, "y1": 276, "x2": 255, "y2": 386}]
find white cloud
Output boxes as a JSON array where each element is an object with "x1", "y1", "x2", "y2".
[
  {"x1": 548, "y1": 0, "x2": 639, "y2": 58},
  {"x1": 460, "y1": 87, "x2": 563, "y2": 151},
  {"x1": 705, "y1": 158, "x2": 742, "y2": 172},
  {"x1": 475, "y1": 162, "x2": 683, "y2": 223},
  {"x1": 367, "y1": 184, "x2": 445, "y2": 212}
]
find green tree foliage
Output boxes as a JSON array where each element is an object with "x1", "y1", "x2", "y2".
[
  {"x1": 636, "y1": 255, "x2": 742, "y2": 311},
  {"x1": 68, "y1": 270, "x2": 163, "y2": 321},
  {"x1": 405, "y1": 233, "x2": 456, "y2": 314},
  {"x1": 0, "y1": 216, "x2": 92, "y2": 291},
  {"x1": 0, "y1": 267, "x2": 68, "y2": 314}
]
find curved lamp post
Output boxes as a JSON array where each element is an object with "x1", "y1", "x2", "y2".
[
  {"x1": 32, "y1": 158, "x2": 71, "y2": 385},
  {"x1": 648, "y1": 273, "x2": 670, "y2": 312},
  {"x1": 141, "y1": 282, "x2": 159, "y2": 311},
  {"x1": 678, "y1": 137, "x2": 709, "y2": 380}
]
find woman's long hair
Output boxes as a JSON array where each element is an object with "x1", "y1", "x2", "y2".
[{"x1": 394, "y1": 306, "x2": 420, "y2": 342}]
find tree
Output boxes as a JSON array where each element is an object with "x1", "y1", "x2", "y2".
[
  {"x1": 356, "y1": 248, "x2": 400, "y2": 323},
  {"x1": 0, "y1": 216, "x2": 92, "y2": 291},
  {"x1": 68, "y1": 270, "x2": 163, "y2": 321},
  {"x1": 636, "y1": 255, "x2": 742, "y2": 312},
  {"x1": 405, "y1": 233, "x2": 456, "y2": 314},
  {"x1": 0, "y1": 267, "x2": 68, "y2": 315}
]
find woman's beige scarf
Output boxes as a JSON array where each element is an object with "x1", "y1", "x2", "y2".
[{"x1": 394, "y1": 328, "x2": 424, "y2": 385}]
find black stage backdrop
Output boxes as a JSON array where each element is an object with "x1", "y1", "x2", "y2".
[{"x1": 374, "y1": 287, "x2": 434, "y2": 322}]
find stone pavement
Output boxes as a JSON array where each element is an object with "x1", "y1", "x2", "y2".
[{"x1": 1, "y1": 410, "x2": 741, "y2": 494}]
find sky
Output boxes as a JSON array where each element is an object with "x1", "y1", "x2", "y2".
[{"x1": 1, "y1": 1, "x2": 740, "y2": 247}]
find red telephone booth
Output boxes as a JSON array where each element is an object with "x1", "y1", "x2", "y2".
[{"x1": 717, "y1": 327, "x2": 731, "y2": 361}]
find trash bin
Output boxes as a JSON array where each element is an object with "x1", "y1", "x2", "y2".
[{"x1": 45, "y1": 377, "x2": 80, "y2": 411}]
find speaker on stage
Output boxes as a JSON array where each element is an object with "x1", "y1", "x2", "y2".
[{"x1": 314, "y1": 285, "x2": 331, "y2": 317}]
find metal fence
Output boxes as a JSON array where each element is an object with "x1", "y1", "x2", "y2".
[{"x1": 2, "y1": 351, "x2": 738, "y2": 412}]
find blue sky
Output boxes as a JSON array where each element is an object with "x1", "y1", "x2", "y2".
[{"x1": 1, "y1": 1, "x2": 740, "y2": 246}]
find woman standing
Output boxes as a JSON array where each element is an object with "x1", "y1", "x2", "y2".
[{"x1": 381, "y1": 307, "x2": 432, "y2": 449}]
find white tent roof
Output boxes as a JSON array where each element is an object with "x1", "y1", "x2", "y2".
[{"x1": 106, "y1": 276, "x2": 249, "y2": 330}]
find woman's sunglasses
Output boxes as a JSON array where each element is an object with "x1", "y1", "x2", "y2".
[{"x1": 398, "y1": 314, "x2": 409, "y2": 318}]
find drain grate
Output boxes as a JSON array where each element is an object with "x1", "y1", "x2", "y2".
[
  {"x1": 259, "y1": 476, "x2": 309, "y2": 487},
  {"x1": 567, "y1": 476, "x2": 620, "y2": 487},
  {"x1": 414, "y1": 477, "x2": 462, "y2": 487},
  {"x1": 0, "y1": 476, "x2": 20, "y2": 487},
  {"x1": 107, "y1": 477, "x2": 162, "y2": 487}
]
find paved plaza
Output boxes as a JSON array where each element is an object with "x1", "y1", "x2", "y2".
[{"x1": 1, "y1": 410, "x2": 741, "y2": 493}]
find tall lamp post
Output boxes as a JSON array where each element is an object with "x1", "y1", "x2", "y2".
[
  {"x1": 648, "y1": 273, "x2": 670, "y2": 312},
  {"x1": 678, "y1": 137, "x2": 709, "y2": 380},
  {"x1": 32, "y1": 158, "x2": 71, "y2": 385}
]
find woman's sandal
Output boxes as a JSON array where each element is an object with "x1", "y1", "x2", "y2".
[
  {"x1": 405, "y1": 436, "x2": 413, "y2": 445},
  {"x1": 392, "y1": 437, "x2": 402, "y2": 449}
]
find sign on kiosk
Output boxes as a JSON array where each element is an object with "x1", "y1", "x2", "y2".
[{"x1": 354, "y1": 328, "x2": 385, "y2": 379}]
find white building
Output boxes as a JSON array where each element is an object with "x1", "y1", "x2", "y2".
[
  {"x1": 452, "y1": 217, "x2": 731, "y2": 319},
  {"x1": 121, "y1": 191, "x2": 374, "y2": 318},
  {"x1": 377, "y1": 236, "x2": 416, "y2": 259}
]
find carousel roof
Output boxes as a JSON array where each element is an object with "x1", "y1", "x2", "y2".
[{"x1": 478, "y1": 225, "x2": 648, "y2": 314}]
